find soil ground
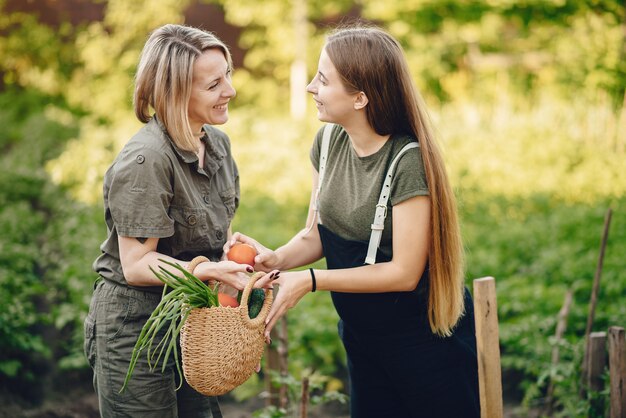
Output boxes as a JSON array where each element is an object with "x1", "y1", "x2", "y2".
[
  {"x1": 0, "y1": 386, "x2": 351, "y2": 418},
  {"x1": 0, "y1": 380, "x2": 533, "y2": 418}
]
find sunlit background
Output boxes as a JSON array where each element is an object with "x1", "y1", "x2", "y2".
[{"x1": 1, "y1": 1, "x2": 624, "y2": 417}]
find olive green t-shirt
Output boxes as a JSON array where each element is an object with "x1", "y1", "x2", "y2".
[
  {"x1": 93, "y1": 116, "x2": 239, "y2": 291},
  {"x1": 310, "y1": 124, "x2": 429, "y2": 259}
]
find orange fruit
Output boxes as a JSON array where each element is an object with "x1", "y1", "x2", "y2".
[
  {"x1": 227, "y1": 243, "x2": 257, "y2": 268},
  {"x1": 218, "y1": 293, "x2": 240, "y2": 308}
]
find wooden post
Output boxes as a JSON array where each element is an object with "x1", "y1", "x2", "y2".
[
  {"x1": 473, "y1": 277, "x2": 504, "y2": 418},
  {"x1": 265, "y1": 328, "x2": 281, "y2": 407},
  {"x1": 588, "y1": 332, "x2": 608, "y2": 416},
  {"x1": 299, "y1": 376, "x2": 310, "y2": 418},
  {"x1": 588, "y1": 332, "x2": 608, "y2": 391},
  {"x1": 278, "y1": 315, "x2": 289, "y2": 409},
  {"x1": 546, "y1": 288, "x2": 574, "y2": 415},
  {"x1": 582, "y1": 208, "x2": 613, "y2": 393},
  {"x1": 608, "y1": 326, "x2": 626, "y2": 418},
  {"x1": 265, "y1": 316, "x2": 290, "y2": 409}
]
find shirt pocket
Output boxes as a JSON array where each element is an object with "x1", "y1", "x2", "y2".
[
  {"x1": 219, "y1": 187, "x2": 237, "y2": 218},
  {"x1": 169, "y1": 205, "x2": 211, "y2": 256}
]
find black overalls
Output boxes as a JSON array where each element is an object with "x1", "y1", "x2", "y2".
[{"x1": 318, "y1": 223, "x2": 480, "y2": 418}]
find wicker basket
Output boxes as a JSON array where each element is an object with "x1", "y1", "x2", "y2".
[{"x1": 180, "y1": 272, "x2": 273, "y2": 396}]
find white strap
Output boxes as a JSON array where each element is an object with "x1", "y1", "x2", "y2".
[
  {"x1": 365, "y1": 142, "x2": 420, "y2": 265},
  {"x1": 304, "y1": 124, "x2": 333, "y2": 235}
]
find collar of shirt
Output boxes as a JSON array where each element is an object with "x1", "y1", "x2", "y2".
[{"x1": 152, "y1": 115, "x2": 226, "y2": 176}]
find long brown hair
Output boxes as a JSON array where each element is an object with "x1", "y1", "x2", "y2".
[
  {"x1": 134, "y1": 24, "x2": 233, "y2": 152},
  {"x1": 326, "y1": 25, "x2": 465, "y2": 336}
]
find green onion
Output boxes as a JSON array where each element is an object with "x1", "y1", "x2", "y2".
[{"x1": 120, "y1": 259, "x2": 219, "y2": 392}]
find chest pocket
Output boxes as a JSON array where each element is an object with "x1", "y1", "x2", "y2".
[
  {"x1": 169, "y1": 206, "x2": 210, "y2": 256},
  {"x1": 219, "y1": 187, "x2": 236, "y2": 219}
]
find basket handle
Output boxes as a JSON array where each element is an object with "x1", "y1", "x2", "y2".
[{"x1": 239, "y1": 271, "x2": 274, "y2": 328}]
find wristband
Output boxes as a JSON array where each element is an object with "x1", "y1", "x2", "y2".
[
  {"x1": 309, "y1": 268, "x2": 317, "y2": 292},
  {"x1": 187, "y1": 256, "x2": 210, "y2": 275}
]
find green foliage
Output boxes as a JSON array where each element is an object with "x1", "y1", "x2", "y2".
[
  {"x1": 462, "y1": 194, "x2": 625, "y2": 415},
  {"x1": 1, "y1": 0, "x2": 625, "y2": 413},
  {"x1": 0, "y1": 88, "x2": 103, "y2": 394},
  {"x1": 252, "y1": 370, "x2": 348, "y2": 418},
  {"x1": 362, "y1": 0, "x2": 626, "y2": 104}
]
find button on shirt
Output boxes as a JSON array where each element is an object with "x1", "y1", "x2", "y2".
[{"x1": 93, "y1": 117, "x2": 240, "y2": 292}]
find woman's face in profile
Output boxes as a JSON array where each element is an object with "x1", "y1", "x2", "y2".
[
  {"x1": 188, "y1": 49, "x2": 236, "y2": 128},
  {"x1": 306, "y1": 47, "x2": 356, "y2": 125}
]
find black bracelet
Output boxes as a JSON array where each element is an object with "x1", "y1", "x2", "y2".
[{"x1": 309, "y1": 268, "x2": 317, "y2": 292}]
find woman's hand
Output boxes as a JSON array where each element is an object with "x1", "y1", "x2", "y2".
[
  {"x1": 225, "y1": 232, "x2": 280, "y2": 272},
  {"x1": 264, "y1": 270, "x2": 311, "y2": 341},
  {"x1": 193, "y1": 260, "x2": 278, "y2": 291}
]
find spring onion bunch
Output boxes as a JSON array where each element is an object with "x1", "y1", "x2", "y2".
[{"x1": 120, "y1": 259, "x2": 219, "y2": 392}]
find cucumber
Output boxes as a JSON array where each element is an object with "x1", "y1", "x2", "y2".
[{"x1": 237, "y1": 288, "x2": 266, "y2": 319}]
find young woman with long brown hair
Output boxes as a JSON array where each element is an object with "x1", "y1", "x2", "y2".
[{"x1": 228, "y1": 24, "x2": 479, "y2": 418}]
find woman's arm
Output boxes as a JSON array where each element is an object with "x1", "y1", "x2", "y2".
[
  {"x1": 118, "y1": 236, "x2": 183, "y2": 286},
  {"x1": 316, "y1": 194, "x2": 430, "y2": 292},
  {"x1": 228, "y1": 167, "x2": 325, "y2": 271},
  {"x1": 118, "y1": 236, "x2": 272, "y2": 289},
  {"x1": 264, "y1": 195, "x2": 430, "y2": 333}
]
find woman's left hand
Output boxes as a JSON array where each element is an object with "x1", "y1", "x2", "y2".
[
  {"x1": 264, "y1": 270, "x2": 312, "y2": 341},
  {"x1": 225, "y1": 232, "x2": 280, "y2": 272}
]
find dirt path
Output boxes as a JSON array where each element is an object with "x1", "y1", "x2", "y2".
[{"x1": 0, "y1": 389, "x2": 350, "y2": 418}]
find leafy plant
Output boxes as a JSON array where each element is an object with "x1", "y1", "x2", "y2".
[
  {"x1": 121, "y1": 260, "x2": 220, "y2": 392},
  {"x1": 253, "y1": 370, "x2": 348, "y2": 418}
]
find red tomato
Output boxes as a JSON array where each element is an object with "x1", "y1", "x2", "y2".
[
  {"x1": 218, "y1": 293, "x2": 239, "y2": 308},
  {"x1": 227, "y1": 243, "x2": 257, "y2": 268}
]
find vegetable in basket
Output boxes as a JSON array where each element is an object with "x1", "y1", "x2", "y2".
[{"x1": 120, "y1": 259, "x2": 265, "y2": 392}]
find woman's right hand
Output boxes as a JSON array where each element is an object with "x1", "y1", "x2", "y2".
[
  {"x1": 193, "y1": 260, "x2": 277, "y2": 291},
  {"x1": 225, "y1": 232, "x2": 280, "y2": 272}
]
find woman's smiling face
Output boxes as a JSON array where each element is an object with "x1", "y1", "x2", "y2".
[
  {"x1": 306, "y1": 47, "x2": 358, "y2": 125},
  {"x1": 188, "y1": 48, "x2": 236, "y2": 129}
]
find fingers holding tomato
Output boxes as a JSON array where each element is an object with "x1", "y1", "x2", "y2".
[
  {"x1": 225, "y1": 233, "x2": 279, "y2": 271},
  {"x1": 227, "y1": 243, "x2": 257, "y2": 267}
]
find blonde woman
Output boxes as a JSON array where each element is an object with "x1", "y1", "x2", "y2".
[
  {"x1": 84, "y1": 24, "x2": 276, "y2": 417},
  {"x1": 228, "y1": 25, "x2": 479, "y2": 417}
]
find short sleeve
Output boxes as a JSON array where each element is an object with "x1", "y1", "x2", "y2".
[
  {"x1": 390, "y1": 144, "x2": 430, "y2": 206},
  {"x1": 108, "y1": 146, "x2": 175, "y2": 238},
  {"x1": 309, "y1": 127, "x2": 324, "y2": 171}
]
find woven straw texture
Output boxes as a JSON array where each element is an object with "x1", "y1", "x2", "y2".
[{"x1": 180, "y1": 272, "x2": 273, "y2": 396}]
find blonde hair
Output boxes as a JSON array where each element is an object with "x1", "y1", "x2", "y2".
[
  {"x1": 134, "y1": 24, "x2": 233, "y2": 152},
  {"x1": 326, "y1": 25, "x2": 465, "y2": 336}
]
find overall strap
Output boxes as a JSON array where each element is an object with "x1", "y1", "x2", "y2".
[{"x1": 365, "y1": 141, "x2": 420, "y2": 265}]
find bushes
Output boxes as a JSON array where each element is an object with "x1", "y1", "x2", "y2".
[
  {"x1": 0, "y1": 89, "x2": 103, "y2": 400},
  {"x1": 461, "y1": 193, "x2": 625, "y2": 415}
]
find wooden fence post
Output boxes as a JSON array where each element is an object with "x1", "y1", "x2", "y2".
[
  {"x1": 588, "y1": 332, "x2": 608, "y2": 391},
  {"x1": 473, "y1": 277, "x2": 504, "y2": 418},
  {"x1": 581, "y1": 208, "x2": 613, "y2": 394},
  {"x1": 588, "y1": 332, "x2": 608, "y2": 416},
  {"x1": 264, "y1": 316, "x2": 290, "y2": 409},
  {"x1": 299, "y1": 376, "x2": 310, "y2": 418},
  {"x1": 608, "y1": 326, "x2": 626, "y2": 418},
  {"x1": 546, "y1": 288, "x2": 574, "y2": 415},
  {"x1": 265, "y1": 329, "x2": 281, "y2": 407}
]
